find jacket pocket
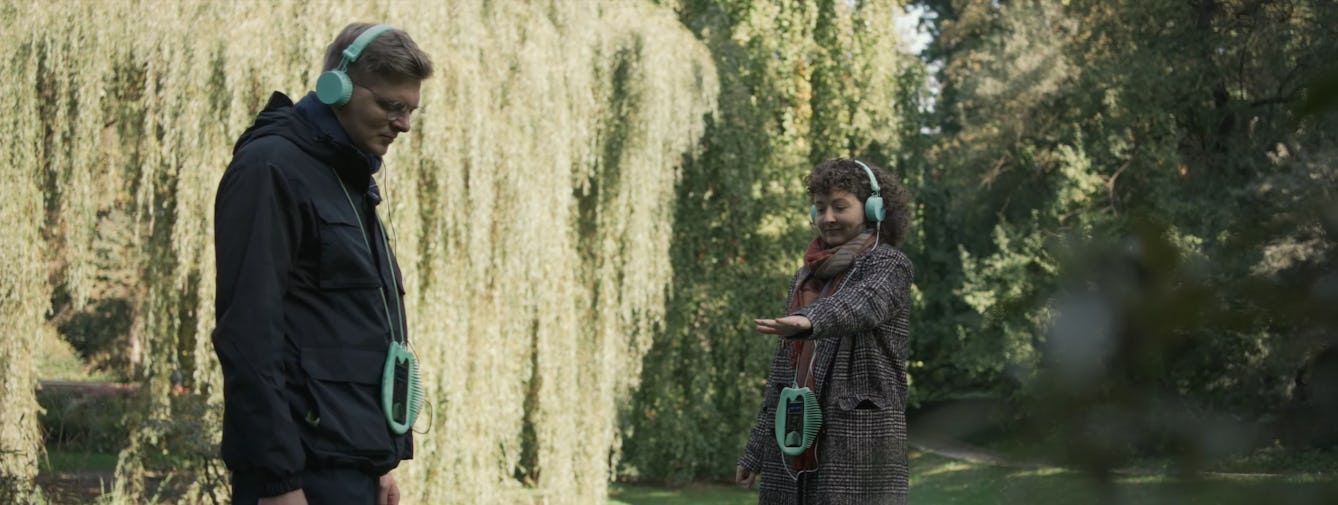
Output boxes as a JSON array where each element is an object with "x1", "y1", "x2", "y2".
[
  {"x1": 314, "y1": 208, "x2": 382, "y2": 290},
  {"x1": 829, "y1": 394, "x2": 895, "y2": 438},
  {"x1": 300, "y1": 347, "x2": 392, "y2": 460},
  {"x1": 823, "y1": 394, "x2": 906, "y2": 494},
  {"x1": 837, "y1": 394, "x2": 890, "y2": 412}
]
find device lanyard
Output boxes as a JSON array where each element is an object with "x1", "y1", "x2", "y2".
[{"x1": 330, "y1": 167, "x2": 405, "y2": 345}]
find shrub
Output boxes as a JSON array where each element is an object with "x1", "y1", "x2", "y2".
[{"x1": 37, "y1": 382, "x2": 134, "y2": 454}]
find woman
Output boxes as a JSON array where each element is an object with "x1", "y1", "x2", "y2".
[{"x1": 737, "y1": 158, "x2": 913, "y2": 505}]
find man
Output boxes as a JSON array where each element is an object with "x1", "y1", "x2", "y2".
[{"x1": 213, "y1": 23, "x2": 432, "y2": 505}]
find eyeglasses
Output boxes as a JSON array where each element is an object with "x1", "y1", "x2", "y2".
[{"x1": 357, "y1": 85, "x2": 419, "y2": 122}]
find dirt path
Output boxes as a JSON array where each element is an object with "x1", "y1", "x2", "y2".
[{"x1": 910, "y1": 434, "x2": 1049, "y2": 469}]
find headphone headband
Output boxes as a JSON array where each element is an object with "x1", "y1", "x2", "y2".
[
  {"x1": 340, "y1": 24, "x2": 396, "y2": 70},
  {"x1": 318, "y1": 24, "x2": 396, "y2": 106},
  {"x1": 853, "y1": 159, "x2": 880, "y2": 194}
]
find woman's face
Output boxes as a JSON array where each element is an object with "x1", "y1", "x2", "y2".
[{"x1": 812, "y1": 189, "x2": 866, "y2": 247}]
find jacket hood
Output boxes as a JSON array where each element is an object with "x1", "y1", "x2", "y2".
[
  {"x1": 233, "y1": 92, "x2": 310, "y2": 156},
  {"x1": 231, "y1": 91, "x2": 382, "y2": 174}
]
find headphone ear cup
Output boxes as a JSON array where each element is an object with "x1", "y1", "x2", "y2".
[
  {"x1": 865, "y1": 195, "x2": 885, "y2": 223},
  {"x1": 316, "y1": 70, "x2": 354, "y2": 106}
]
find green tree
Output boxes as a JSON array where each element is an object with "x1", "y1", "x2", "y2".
[
  {"x1": 621, "y1": 0, "x2": 918, "y2": 482},
  {"x1": 912, "y1": 0, "x2": 1338, "y2": 448}
]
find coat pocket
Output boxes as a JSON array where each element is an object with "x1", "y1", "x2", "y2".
[
  {"x1": 829, "y1": 395, "x2": 896, "y2": 438},
  {"x1": 315, "y1": 208, "x2": 381, "y2": 290},
  {"x1": 300, "y1": 347, "x2": 393, "y2": 459},
  {"x1": 821, "y1": 394, "x2": 906, "y2": 495}
]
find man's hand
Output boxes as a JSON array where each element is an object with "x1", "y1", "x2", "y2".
[
  {"x1": 754, "y1": 315, "x2": 812, "y2": 337},
  {"x1": 735, "y1": 465, "x2": 758, "y2": 488},
  {"x1": 379, "y1": 472, "x2": 400, "y2": 505},
  {"x1": 259, "y1": 489, "x2": 307, "y2": 505}
]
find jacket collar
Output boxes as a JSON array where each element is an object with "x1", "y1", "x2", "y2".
[{"x1": 292, "y1": 92, "x2": 383, "y2": 176}]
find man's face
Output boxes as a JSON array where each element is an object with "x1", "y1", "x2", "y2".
[{"x1": 335, "y1": 78, "x2": 421, "y2": 156}]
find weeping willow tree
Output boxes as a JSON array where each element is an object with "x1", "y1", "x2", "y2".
[
  {"x1": 0, "y1": 19, "x2": 50, "y2": 499},
  {"x1": 0, "y1": 1, "x2": 716, "y2": 503}
]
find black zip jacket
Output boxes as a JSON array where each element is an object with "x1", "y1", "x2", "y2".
[{"x1": 213, "y1": 91, "x2": 411, "y2": 497}]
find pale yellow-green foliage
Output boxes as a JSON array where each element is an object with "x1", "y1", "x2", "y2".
[
  {"x1": 0, "y1": 1, "x2": 716, "y2": 504},
  {"x1": 0, "y1": 8, "x2": 49, "y2": 497}
]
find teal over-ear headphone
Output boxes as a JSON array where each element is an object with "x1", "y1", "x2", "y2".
[
  {"x1": 810, "y1": 159, "x2": 886, "y2": 224},
  {"x1": 317, "y1": 24, "x2": 396, "y2": 106}
]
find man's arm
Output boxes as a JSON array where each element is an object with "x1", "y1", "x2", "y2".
[{"x1": 213, "y1": 152, "x2": 306, "y2": 497}]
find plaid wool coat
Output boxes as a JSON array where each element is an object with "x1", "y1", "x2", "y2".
[{"x1": 739, "y1": 243, "x2": 913, "y2": 505}]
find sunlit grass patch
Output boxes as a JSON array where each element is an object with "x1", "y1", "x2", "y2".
[{"x1": 609, "y1": 482, "x2": 756, "y2": 505}]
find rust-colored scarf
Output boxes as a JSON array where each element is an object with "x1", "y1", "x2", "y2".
[
  {"x1": 790, "y1": 230, "x2": 877, "y2": 313},
  {"x1": 784, "y1": 230, "x2": 874, "y2": 471}
]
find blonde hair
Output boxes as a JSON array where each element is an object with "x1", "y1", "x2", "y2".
[{"x1": 322, "y1": 22, "x2": 434, "y2": 84}]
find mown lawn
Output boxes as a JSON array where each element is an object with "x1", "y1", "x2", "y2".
[
  {"x1": 610, "y1": 450, "x2": 1338, "y2": 505},
  {"x1": 41, "y1": 450, "x2": 119, "y2": 472},
  {"x1": 41, "y1": 448, "x2": 1336, "y2": 504}
]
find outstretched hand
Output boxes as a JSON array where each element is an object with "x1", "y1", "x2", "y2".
[{"x1": 754, "y1": 315, "x2": 812, "y2": 337}]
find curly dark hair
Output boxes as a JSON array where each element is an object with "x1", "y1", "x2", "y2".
[{"x1": 804, "y1": 158, "x2": 912, "y2": 247}]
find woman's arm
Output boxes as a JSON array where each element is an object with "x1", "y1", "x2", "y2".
[{"x1": 792, "y1": 246, "x2": 913, "y2": 341}]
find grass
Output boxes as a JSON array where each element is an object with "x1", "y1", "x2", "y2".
[
  {"x1": 612, "y1": 479, "x2": 759, "y2": 503},
  {"x1": 908, "y1": 451, "x2": 1335, "y2": 505},
  {"x1": 609, "y1": 481, "x2": 757, "y2": 505},
  {"x1": 36, "y1": 327, "x2": 114, "y2": 382},
  {"x1": 38, "y1": 448, "x2": 1336, "y2": 504},
  {"x1": 42, "y1": 450, "x2": 119, "y2": 472},
  {"x1": 609, "y1": 451, "x2": 1338, "y2": 505}
]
